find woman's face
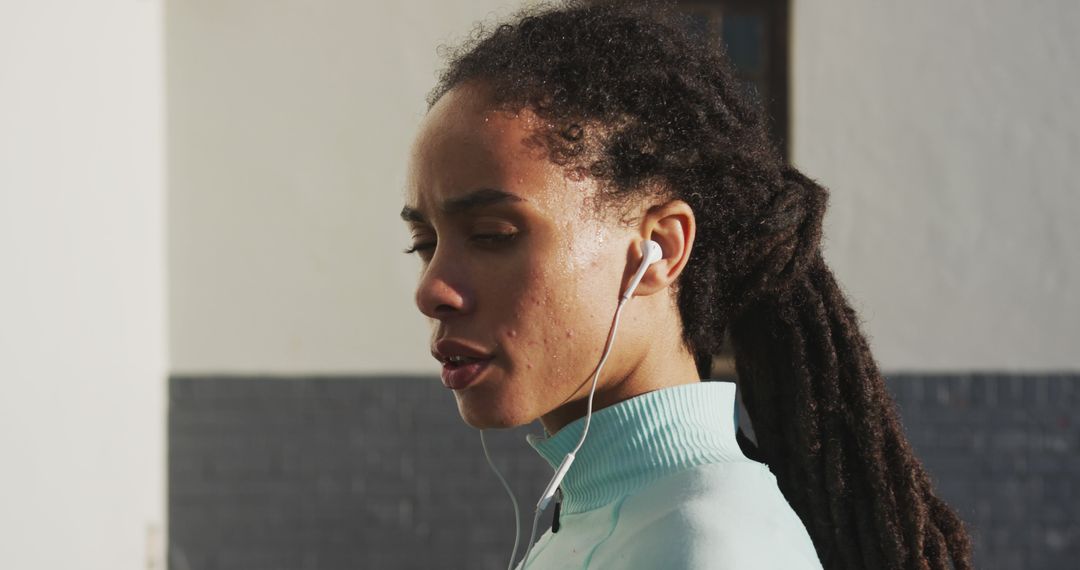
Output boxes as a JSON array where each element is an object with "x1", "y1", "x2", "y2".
[{"x1": 403, "y1": 82, "x2": 640, "y2": 430}]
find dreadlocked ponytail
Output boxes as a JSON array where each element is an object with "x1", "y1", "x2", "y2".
[{"x1": 728, "y1": 167, "x2": 973, "y2": 569}]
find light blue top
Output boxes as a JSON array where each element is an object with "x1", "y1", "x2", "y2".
[{"x1": 518, "y1": 381, "x2": 823, "y2": 569}]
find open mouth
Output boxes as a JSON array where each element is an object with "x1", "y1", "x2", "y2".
[
  {"x1": 440, "y1": 357, "x2": 493, "y2": 390},
  {"x1": 443, "y1": 355, "x2": 489, "y2": 367}
]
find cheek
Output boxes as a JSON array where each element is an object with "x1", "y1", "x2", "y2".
[
  {"x1": 523, "y1": 269, "x2": 606, "y2": 368},
  {"x1": 494, "y1": 232, "x2": 622, "y2": 375},
  {"x1": 565, "y1": 225, "x2": 612, "y2": 274},
  {"x1": 491, "y1": 264, "x2": 545, "y2": 342},
  {"x1": 493, "y1": 268, "x2": 564, "y2": 369}
]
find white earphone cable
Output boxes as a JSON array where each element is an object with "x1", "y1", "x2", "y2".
[
  {"x1": 480, "y1": 429, "x2": 522, "y2": 570},
  {"x1": 485, "y1": 240, "x2": 658, "y2": 570},
  {"x1": 574, "y1": 296, "x2": 628, "y2": 459},
  {"x1": 516, "y1": 295, "x2": 628, "y2": 569}
]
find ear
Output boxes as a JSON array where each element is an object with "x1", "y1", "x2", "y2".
[{"x1": 629, "y1": 199, "x2": 696, "y2": 297}]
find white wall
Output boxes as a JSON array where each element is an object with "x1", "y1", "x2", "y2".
[
  {"x1": 167, "y1": 0, "x2": 533, "y2": 375},
  {"x1": 168, "y1": 0, "x2": 1079, "y2": 375},
  {"x1": 792, "y1": 0, "x2": 1080, "y2": 371},
  {"x1": 0, "y1": 1, "x2": 166, "y2": 569}
]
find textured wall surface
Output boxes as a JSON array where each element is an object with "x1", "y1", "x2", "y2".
[
  {"x1": 792, "y1": 0, "x2": 1080, "y2": 370},
  {"x1": 169, "y1": 0, "x2": 1080, "y2": 375},
  {"x1": 169, "y1": 374, "x2": 1079, "y2": 569},
  {"x1": 166, "y1": 0, "x2": 525, "y2": 375},
  {"x1": 1, "y1": 2, "x2": 166, "y2": 569}
]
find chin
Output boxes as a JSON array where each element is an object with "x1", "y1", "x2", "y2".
[{"x1": 456, "y1": 396, "x2": 534, "y2": 430}]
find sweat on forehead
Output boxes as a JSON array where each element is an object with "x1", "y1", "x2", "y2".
[{"x1": 406, "y1": 85, "x2": 618, "y2": 222}]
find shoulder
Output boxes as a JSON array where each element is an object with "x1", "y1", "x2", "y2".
[{"x1": 590, "y1": 463, "x2": 823, "y2": 569}]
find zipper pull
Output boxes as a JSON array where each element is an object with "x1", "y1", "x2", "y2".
[{"x1": 552, "y1": 487, "x2": 562, "y2": 533}]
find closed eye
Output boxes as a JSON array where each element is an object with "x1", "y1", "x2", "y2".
[
  {"x1": 403, "y1": 242, "x2": 435, "y2": 255},
  {"x1": 470, "y1": 232, "x2": 518, "y2": 245},
  {"x1": 403, "y1": 232, "x2": 518, "y2": 258}
]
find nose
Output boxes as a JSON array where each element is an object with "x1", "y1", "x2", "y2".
[{"x1": 415, "y1": 251, "x2": 473, "y2": 320}]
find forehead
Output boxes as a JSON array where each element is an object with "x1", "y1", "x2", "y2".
[{"x1": 406, "y1": 83, "x2": 581, "y2": 212}]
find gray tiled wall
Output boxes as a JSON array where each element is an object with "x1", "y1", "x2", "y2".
[
  {"x1": 168, "y1": 374, "x2": 1079, "y2": 569},
  {"x1": 887, "y1": 374, "x2": 1079, "y2": 569}
]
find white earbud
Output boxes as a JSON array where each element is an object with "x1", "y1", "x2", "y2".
[{"x1": 621, "y1": 239, "x2": 663, "y2": 300}]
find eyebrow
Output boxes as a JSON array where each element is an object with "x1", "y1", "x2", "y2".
[{"x1": 400, "y1": 188, "x2": 523, "y2": 223}]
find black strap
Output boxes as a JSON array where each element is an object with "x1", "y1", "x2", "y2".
[{"x1": 736, "y1": 427, "x2": 769, "y2": 465}]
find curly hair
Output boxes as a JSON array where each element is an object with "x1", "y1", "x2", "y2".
[{"x1": 427, "y1": 2, "x2": 974, "y2": 569}]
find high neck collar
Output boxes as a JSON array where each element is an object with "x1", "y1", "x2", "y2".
[{"x1": 525, "y1": 380, "x2": 745, "y2": 515}]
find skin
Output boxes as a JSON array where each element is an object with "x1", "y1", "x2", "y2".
[{"x1": 403, "y1": 80, "x2": 702, "y2": 435}]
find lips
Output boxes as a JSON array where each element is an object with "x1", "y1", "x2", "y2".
[
  {"x1": 441, "y1": 359, "x2": 491, "y2": 390},
  {"x1": 433, "y1": 339, "x2": 495, "y2": 390},
  {"x1": 433, "y1": 339, "x2": 492, "y2": 361}
]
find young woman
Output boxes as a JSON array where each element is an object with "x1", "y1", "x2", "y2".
[{"x1": 402, "y1": 2, "x2": 974, "y2": 569}]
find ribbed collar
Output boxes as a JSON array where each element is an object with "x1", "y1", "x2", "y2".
[{"x1": 525, "y1": 380, "x2": 744, "y2": 515}]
